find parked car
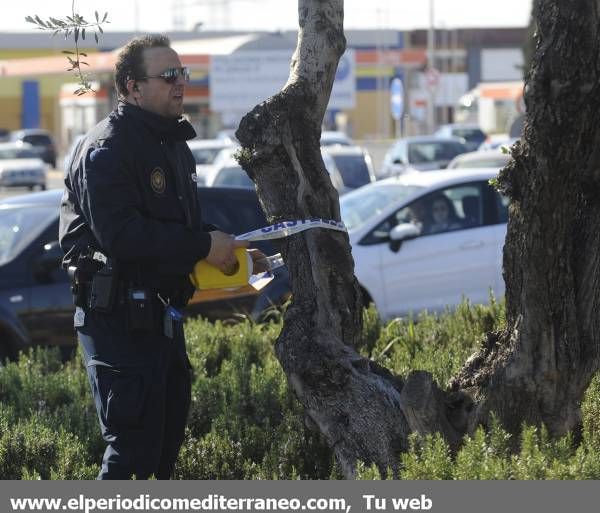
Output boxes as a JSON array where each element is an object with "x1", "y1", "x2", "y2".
[
  {"x1": 0, "y1": 188, "x2": 290, "y2": 361},
  {"x1": 447, "y1": 150, "x2": 511, "y2": 169},
  {"x1": 0, "y1": 142, "x2": 47, "y2": 190},
  {"x1": 339, "y1": 168, "x2": 508, "y2": 320},
  {"x1": 215, "y1": 128, "x2": 238, "y2": 143},
  {"x1": 187, "y1": 138, "x2": 235, "y2": 185},
  {"x1": 380, "y1": 136, "x2": 468, "y2": 177},
  {"x1": 320, "y1": 130, "x2": 353, "y2": 147},
  {"x1": 10, "y1": 128, "x2": 57, "y2": 168},
  {"x1": 434, "y1": 124, "x2": 487, "y2": 152},
  {"x1": 206, "y1": 150, "x2": 348, "y2": 195},
  {"x1": 323, "y1": 145, "x2": 376, "y2": 190},
  {"x1": 478, "y1": 135, "x2": 519, "y2": 152}
]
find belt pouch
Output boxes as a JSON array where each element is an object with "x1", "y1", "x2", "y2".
[
  {"x1": 127, "y1": 288, "x2": 154, "y2": 331},
  {"x1": 88, "y1": 261, "x2": 118, "y2": 312}
]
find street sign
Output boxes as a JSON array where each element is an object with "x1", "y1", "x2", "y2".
[
  {"x1": 390, "y1": 77, "x2": 404, "y2": 121},
  {"x1": 210, "y1": 50, "x2": 356, "y2": 113},
  {"x1": 425, "y1": 67, "x2": 440, "y2": 90}
]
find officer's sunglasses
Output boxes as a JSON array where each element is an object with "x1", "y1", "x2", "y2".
[{"x1": 140, "y1": 66, "x2": 190, "y2": 84}]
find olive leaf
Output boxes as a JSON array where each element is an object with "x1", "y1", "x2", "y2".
[{"x1": 25, "y1": 1, "x2": 110, "y2": 95}]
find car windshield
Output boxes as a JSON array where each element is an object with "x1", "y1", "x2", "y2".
[
  {"x1": 22, "y1": 134, "x2": 51, "y2": 146},
  {"x1": 340, "y1": 183, "x2": 423, "y2": 230},
  {"x1": 331, "y1": 155, "x2": 371, "y2": 188},
  {"x1": 451, "y1": 128, "x2": 485, "y2": 143},
  {"x1": 0, "y1": 205, "x2": 56, "y2": 265},
  {"x1": 407, "y1": 142, "x2": 465, "y2": 164},
  {"x1": 0, "y1": 147, "x2": 38, "y2": 159},
  {"x1": 190, "y1": 147, "x2": 226, "y2": 165},
  {"x1": 212, "y1": 166, "x2": 254, "y2": 188}
]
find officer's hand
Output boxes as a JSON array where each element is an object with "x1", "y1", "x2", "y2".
[{"x1": 206, "y1": 231, "x2": 249, "y2": 275}]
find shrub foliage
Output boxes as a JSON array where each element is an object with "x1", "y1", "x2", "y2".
[{"x1": 1, "y1": 300, "x2": 598, "y2": 479}]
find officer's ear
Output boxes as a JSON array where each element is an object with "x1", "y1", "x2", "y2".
[{"x1": 126, "y1": 78, "x2": 141, "y2": 97}]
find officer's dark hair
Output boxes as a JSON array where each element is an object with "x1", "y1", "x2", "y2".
[{"x1": 114, "y1": 35, "x2": 171, "y2": 98}]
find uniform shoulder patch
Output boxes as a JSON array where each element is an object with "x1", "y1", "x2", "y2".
[{"x1": 150, "y1": 167, "x2": 166, "y2": 194}]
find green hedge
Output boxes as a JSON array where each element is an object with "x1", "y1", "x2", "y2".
[{"x1": 0, "y1": 300, "x2": 599, "y2": 479}]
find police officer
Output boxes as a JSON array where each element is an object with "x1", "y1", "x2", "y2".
[{"x1": 59, "y1": 35, "x2": 252, "y2": 479}]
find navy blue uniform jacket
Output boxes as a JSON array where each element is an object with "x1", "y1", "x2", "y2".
[{"x1": 59, "y1": 101, "x2": 214, "y2": 301}]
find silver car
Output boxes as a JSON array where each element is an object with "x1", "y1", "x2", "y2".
[{"x1": 0, "y1": 142, "x2": 47, "y2": 190}]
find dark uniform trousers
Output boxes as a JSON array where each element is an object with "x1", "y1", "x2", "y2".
[{"x1": 78, "y1": 306, "x2": 191, "y2": 480}]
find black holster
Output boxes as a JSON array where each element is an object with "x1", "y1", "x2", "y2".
[{"x1": 88, "y1": 258, "x2": 118, "y2": 312}]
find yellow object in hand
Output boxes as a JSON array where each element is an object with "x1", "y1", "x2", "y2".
[{"x1": 190, "y1": 247, "x2": 253, "y2": 290}]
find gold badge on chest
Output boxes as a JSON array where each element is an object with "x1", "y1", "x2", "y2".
[{"x1": 150, "y1": 167, "x2": 166, "y2": 194}]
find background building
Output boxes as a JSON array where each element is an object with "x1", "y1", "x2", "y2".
[{"x1": 0, "y1": 26, "x2": 527, "y2": 156}]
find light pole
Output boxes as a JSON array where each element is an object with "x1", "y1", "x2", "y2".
[{"x1": 427, "y1": 0, "x2": 436, "y2": 133}]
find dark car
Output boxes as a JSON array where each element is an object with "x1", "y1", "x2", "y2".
[
  {"x1": 434, "y1": 124, "x2": 487, "y2": 152},
  {"x1": 323, "y1": 145, "x2": 376, "y2": 190},
  {"x1": 10, "y1": 129, "x2": 57, "y2": 168},
  {"x1": 0, "y1": 188, "x2": 289, "y2": 361}
]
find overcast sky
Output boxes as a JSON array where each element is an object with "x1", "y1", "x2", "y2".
[{"x1": 7, "y1": 0, "x2": 533, "y2": 33}]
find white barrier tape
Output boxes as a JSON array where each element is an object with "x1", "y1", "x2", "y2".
[{"x1": 235, "y1": 218, "x2": 347, "y2": 242}]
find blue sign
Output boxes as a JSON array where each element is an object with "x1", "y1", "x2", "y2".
[
  {"x1": 390, "y1": 78, "x2": 404, "y2": 120},
  {"x1": 22, "y1": 81, "x2": 40, "y2": 129}
]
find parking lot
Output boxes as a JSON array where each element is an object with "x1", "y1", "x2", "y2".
[{"x1": 0, "y1": 140, "x2": 390, "y2": 202}]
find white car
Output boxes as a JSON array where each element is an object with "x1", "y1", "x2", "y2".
[
  {"x1": 0, "y1": 142, "x2": 47, "y2": 190},
  {"x1": 187, "y1": 139, "x2": 235, "y2": 185},
  {"x1": 447, "y1": 150, "x2": 511, "y2": 170},
  {"x1": 207, "y1": 150, "x2": 348, "y2": 195},
  {"x1": 339, "y1": 168, "x2": 508, "y2": 319}
]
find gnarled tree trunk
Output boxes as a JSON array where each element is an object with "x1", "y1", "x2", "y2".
[
  {"x1": 236, "y1": 0, "x2": 600, "y2": 477},
  {"x1": 451, "y1": 0, "x2": 600, "y2": 437}
]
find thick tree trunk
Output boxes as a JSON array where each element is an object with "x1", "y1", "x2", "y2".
[
  {"x1": 236, "y1": 0, "x2": 600, "y2": 476},
  {"x1": 451, "y1": 0, "x2": 600, "y2": 437}
]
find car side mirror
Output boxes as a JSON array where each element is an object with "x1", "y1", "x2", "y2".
[
  {"x1": 34, "y1": 241, "x2": 63, "y2": 283},
  {"x1": 389, "y1": 223, "x2": 420, "y2": 253}
]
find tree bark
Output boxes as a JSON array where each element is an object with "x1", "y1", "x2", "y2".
[
  {"x1": 450, "y1": 0, "x2": 600, "y2": 437},
  {"x1": 236, "y1": 0, "x2": 600, "y2": 477}
]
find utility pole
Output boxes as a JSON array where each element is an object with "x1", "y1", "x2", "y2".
[{"x1": 427, "y1": 0, "x2": 436, "y2": 133}]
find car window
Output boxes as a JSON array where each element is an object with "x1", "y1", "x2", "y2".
[
  {"x1": 340, "y1": 183, "x2": 423, "y2": 231},
  {"x1": 362, "y1": 183, "x2": 486, "y2": 244},
  {"x1": 407, "y1": 142, "x2": 465, "y2": 164},
  {"x1": 331, "y1": 155, "x2": 371, "y2": 188},
  {"x1": 451, "y1": 128, "x2": 486, "y2": 143},
  {"x1": 22, "y1": 135, "x2": 52, "y2": 146},
  {"x1": 0, "y1": 205, "x2": 57, "y2": 264},
  {"x1": 190, "y1": 147, "x2": 225, "y2": 165},
  {"x1": 212, "y1": 166, "x2": 254, "y2": 188}
]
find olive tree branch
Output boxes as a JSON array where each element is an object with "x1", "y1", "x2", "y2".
[{"x1": 25, "y1": 1, "x2": 110, "y2": 95}]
